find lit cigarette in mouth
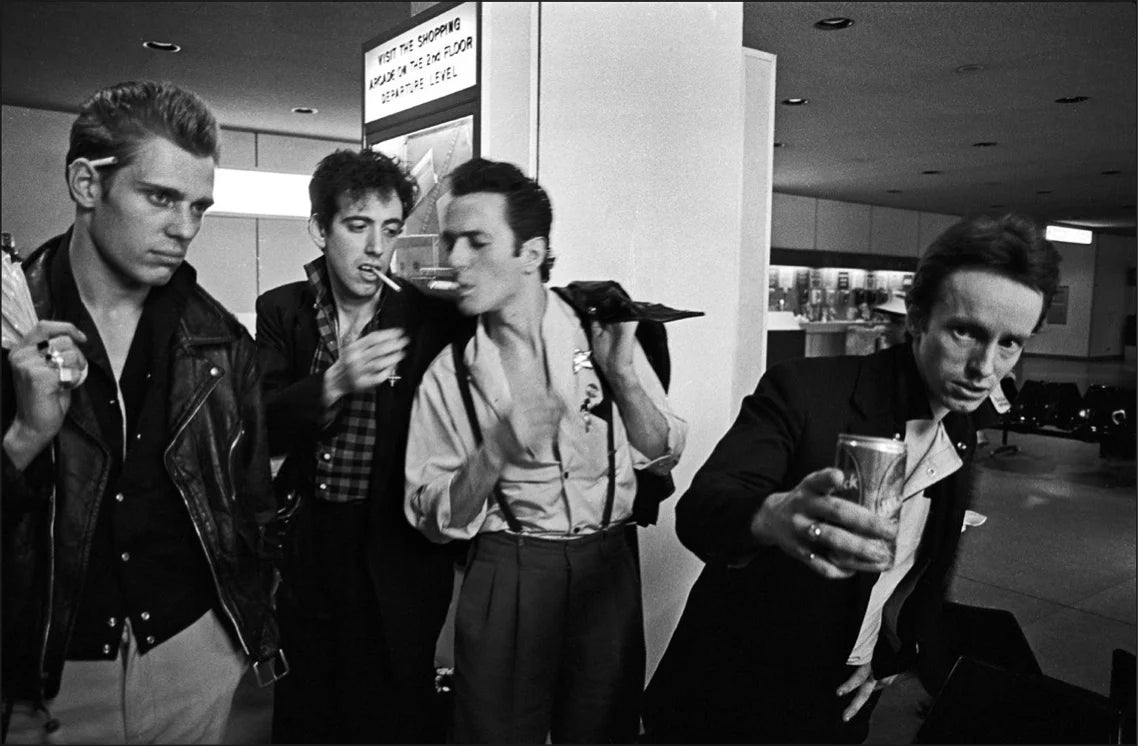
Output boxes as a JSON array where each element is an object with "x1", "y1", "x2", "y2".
[{"x1": 372, "y1": 267, "x2": 401, "y2": 292}]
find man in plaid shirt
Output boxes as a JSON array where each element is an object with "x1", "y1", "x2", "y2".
[{"x1": 255, "y1": 149, "x2": 467, "y2": 743}]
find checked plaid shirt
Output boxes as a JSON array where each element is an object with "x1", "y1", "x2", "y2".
[{"x1": 305, "y1": 257, "x2": 386, "y2": 503}]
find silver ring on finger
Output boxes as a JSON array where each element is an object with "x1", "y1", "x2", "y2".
[
  {"x1": 807, "y1": 521, "x2": 824, "y2": 542},
  {"x1": 46, "y1": 349, "x2": 65, "y2": 369}
]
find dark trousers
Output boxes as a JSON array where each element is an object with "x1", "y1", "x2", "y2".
[
  {"x1": 453, "y1": 526, "x2": 644, "y2": 744},
  {"x1": 271, "y1": 600, "x2": 395, "y2": 744},
  {"x1": 271, "y1": 498, "x2": 442, "y2": 744},
  {"x1": 643, "y1": 661, "x2": 881, "y2": 744}
]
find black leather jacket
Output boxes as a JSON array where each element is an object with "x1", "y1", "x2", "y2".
[{"x1": 1, "y1": 234, "x2": 283, "y2": 702}]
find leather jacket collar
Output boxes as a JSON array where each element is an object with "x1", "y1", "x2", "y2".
[{"x1": 23, "y1": 230, "x2": 239, "y2": 349}]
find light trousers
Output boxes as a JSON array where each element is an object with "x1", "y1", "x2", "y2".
[{"x1": 5, "y1": 610, "x2": 246, "y2": 744}]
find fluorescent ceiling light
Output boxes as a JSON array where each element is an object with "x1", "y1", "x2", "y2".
[
  {"x1": 1045, "y1": 225, "x2": 1093, "y2": 245},
  {"x1": 210, "y1": 168, "x2": 310, "y2": 218}
]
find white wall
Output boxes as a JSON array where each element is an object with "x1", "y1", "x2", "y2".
[
  {"x1": 1, "y1": 105, "x2": 75, "y2": 253},
  {"x1": 1089, "y1": 233, "x2": 1136, "y2": 358},
  {"x1": 535, "y1": 2, "x2": 750, "y2": 680},
  {"x1": 0, "y1": 103, "x2": 354, "y2": 329},
  {"x1": 480, "y1": 2, "x2": 539, "y2": 173},
  {"x1": 1025, "y1": 239, "x2": 1097, "y2": 357}
]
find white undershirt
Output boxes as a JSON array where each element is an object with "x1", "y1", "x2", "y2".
[{"x1": 845, "y1": 417, "x2": 962, "y2": 665}]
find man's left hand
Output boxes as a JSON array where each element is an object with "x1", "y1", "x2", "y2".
[
  {"x1": 590, "y1": 320, "x2": 637, "y2": 383},
  {"x1": 837, "y1": 663, "x2": 904, "y2": 721}
]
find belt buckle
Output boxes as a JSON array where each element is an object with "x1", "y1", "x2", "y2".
[{"x1": 253, "y1": 649, "x2": 290, "y2": 687}]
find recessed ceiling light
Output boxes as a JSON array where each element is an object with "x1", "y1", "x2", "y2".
[
  {"x1": 886, "y1": 189, "x2": 903, "y2": 194},
  {"x1": 781, "y1": 98, "x2": 809, "y2": 106},
  {"x1": 954, "y1": 64, "x2": 986, "y2": 74},
  {"x1": 814, "y1": 17, "x2": 854, "y2": 30},
  {"x1": 1055, "y1": 96, "x2": 1090, "y2": 104},
  {"x1": 921, "y1": 170, "x2": 942, "y2": 175},
  {"x1": 972, "y1": 141, "x2": 998, "y2": 147},
  {"x1": 1101, "y1": 170, "x2": 1121, "y2": 175},
  {"x1": 291, "y1": 106, "x2": 318, "y2": 115},
  {"x1": 142, "y1": 40, "x2": 181, "y2": 53}
]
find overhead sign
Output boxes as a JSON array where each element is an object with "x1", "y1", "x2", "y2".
[{"x1": 364, "y1": 2, "x2": 478, "y2": 124}]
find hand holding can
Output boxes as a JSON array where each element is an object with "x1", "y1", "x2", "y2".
[{"x1": 832, "y1": 434, "x2": 907, "y2": 568}]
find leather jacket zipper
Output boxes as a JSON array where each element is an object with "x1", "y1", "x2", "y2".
[
  {"x1": 37, "y1": 443, "x2": 59, "y2": 700},
  {"x1": 166, "y1": 367, "x2": 251, "y2": 658}
]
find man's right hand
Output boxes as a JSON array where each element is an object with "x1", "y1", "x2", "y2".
[
  {"x1": 750, "y1": 467, "x2": 897, "y2": 579},
  {"x1": 487, "y1": 395, "x2": 565, "y2": 467},
  {"x1": 322, "y1": 328, "x2": 408, "y2": 406},
  {"x1": 443, "y1": 394, "x2": 565, "y2": 532},
  {"x1": 3, "y1": 321, "x2": 88, "y2": 470}
]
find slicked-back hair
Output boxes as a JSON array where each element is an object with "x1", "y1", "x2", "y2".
[
  {"x1": 309, "y1": 149, "x2": 418, "y2": 232},
  {"x1": 66, "y1": 81, "x2": 220, "y2": 183},
  {"x1": 907, "y1": 213, "x2": 1062, "y2": 333},
  {"x1": 447, "y1": 157, "x2": 555, "y2": 282}
]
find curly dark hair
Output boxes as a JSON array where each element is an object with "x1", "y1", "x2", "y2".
[
  {"x1": 66, "y1": 81, "x2": 219, "y2": 185},
  {"x1": 447, "y1": 157, "x2": 555, "y2": 282},
  {"x1": 309, "y1": 149, "x2": 418, "y2": 231},
  {"x1": 907, "y1": 213, "x2": 1062, "y2": 332}
]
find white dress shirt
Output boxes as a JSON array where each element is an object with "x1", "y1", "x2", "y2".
[
  {"x1": 846, "y1": 415, "x2": 963, "y2": 665},
  {"x1": 405, "y1": 289, "x2": 687, "y2": 542}
]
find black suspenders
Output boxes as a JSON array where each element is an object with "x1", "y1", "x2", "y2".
[{"x1": 450, "y1": 338, "x2": 617, "y2": 534}]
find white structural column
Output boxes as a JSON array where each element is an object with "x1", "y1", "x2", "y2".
[
  {"x1": 737, "y1": 48, "x2": 777, "y2": 410},
  {"x1": 481, "y1": 2, "x2": 773, "y2": 681}
]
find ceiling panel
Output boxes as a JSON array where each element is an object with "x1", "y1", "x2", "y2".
[{"x1": 2, "y1": 1, "x2": 1134, "y2": 231}]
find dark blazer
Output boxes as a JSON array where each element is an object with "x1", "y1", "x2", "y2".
[
  {"x1": 254, "y1": 274, "x2": 472, "y2": 688},
  {"x1": 645, "y1": 343, "x2": 977, "y2": 739}
]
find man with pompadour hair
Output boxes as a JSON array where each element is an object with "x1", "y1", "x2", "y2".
[{"x1": 2, "y1": 80, "x2": 283, "y2": 744}]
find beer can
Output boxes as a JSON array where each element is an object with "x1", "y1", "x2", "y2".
[{"x1": 833, "y1": 434, "x2": 907, "y2": 565}]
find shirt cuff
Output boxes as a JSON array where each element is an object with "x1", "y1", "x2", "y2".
[
  {"x1": 632, "y1": 420, "x2": 685, "y2": 474},
  {"x1": 408, "y1": 473, "x2": 483, "y2": 543}
]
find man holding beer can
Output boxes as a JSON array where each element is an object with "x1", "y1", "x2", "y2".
[{"x1": 644, "y1": 213, "x2": 1061, "y2": 743}]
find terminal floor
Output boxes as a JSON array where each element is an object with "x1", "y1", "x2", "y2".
[{"x1": 224, "y1": 356, "x2": 1137, "y2": 744}]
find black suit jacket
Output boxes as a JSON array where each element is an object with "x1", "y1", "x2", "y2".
[
  {"x1": 255, "y1": 274, "x2": 472, "y2": 684},
  {"x1": 646, "y1": 343, "x2": 977, "y2": 737}
]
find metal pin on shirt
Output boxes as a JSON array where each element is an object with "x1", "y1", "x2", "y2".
[{"x1": 581, "y1": 399, "x2": 592, "y2": 432}]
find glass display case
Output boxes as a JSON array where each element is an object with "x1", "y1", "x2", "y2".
[
  {"x1": 768, "y1": 265, "x2": 911, "y2": 322},
  {"x1": 766, "y1": 264, "x2": 913, "y2": 362}
]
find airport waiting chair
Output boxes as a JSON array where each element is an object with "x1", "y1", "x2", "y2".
[
  {"x1": 915, "y1": 656, "x2": 1125, "y2": 744},
  {"x1": 1111, "y1": 648, "x2": 1136, "y2": 744},
  {"x1": 1046, "y1": 381, "x2": 1085, "y2": 432},
  {"x1": 1008, "y1": 379, "x2": 1047, "y2": 430},
  {"x1": 942, "y1": 602, "x2": 1041, "y2": 676}
]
